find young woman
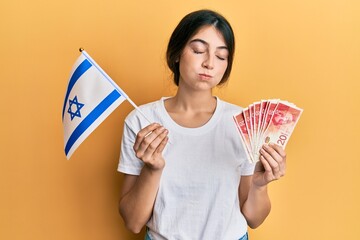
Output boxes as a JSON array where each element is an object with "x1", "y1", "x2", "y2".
[{"x1": 118, "y1": 9, "x2": 286, "y2": 240}]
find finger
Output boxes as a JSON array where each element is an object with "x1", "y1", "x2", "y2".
[
  {"x1": 133, "y1": 123, "x2": 160, "y2": 151},
  {"x1": 140, "y1": 129, "x2": 168, "y2": 161},
  {"x1": 156, "y1": 136, "x2": 169, "y2": 155},
  {"x1": 262, "y1": 144, "x2": 283, "y2": 163},
  {"x1": 259, "y1": 155, "x2": 272, "y2": 174},
  {"x1": 260, "y1": 146, "x2": 279, "y2": 166},
  {"x1": 269, "y1": 143, "x2": 287, "y2": 159},
  {"x1": 135, "y1": 126, "x2": 165, "y2": 159},
  {"x1": 260, "y1": 147, "x2": 281, "y2": 179},
  {"x1": 267, "y1": 143, "x2": 287, "y2": 176},
  {"x1": 260, "y1": 155, "x2": 279, "y2": 182}
]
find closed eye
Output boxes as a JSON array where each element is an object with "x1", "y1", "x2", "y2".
[{"x1": 193, "y1": 50, "x2": 204, "y2": 54}]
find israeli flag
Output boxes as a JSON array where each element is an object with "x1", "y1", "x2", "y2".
[{"x1": 62, "y1": 51, "x2": 127, "y2": 159}]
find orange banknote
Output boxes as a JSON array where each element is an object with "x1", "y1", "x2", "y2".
[{"x1": 234, "y1": 99, "x2": 303, "y2": 163}]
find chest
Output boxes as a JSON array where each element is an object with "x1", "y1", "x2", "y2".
[
  {"x1": 166, "y1": 111, "x2": 215, "y2": 128},
  {"x1": 161, "y1": 131, "x2": 243, "y2": 192}
]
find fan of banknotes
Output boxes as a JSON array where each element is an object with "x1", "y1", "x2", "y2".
[{"x1": 233, "y1": 99, "x2": 303, "y2": 163}]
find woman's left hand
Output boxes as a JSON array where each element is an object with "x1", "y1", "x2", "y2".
[{"x1": 252, "y1": 143, "x2": 287, "y2": 188}]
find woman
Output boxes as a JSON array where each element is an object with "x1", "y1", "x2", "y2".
[{"x1": 118, "y1": 9, "x2": 286, "y2": 240}]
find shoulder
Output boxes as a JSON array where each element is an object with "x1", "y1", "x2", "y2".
[
  {"x1": 215, "y1": 98, "x2": 243, "y2": 131},
  {"x1": 125, "y1": 99, "x2": 161, "y2": 121},
  {"x1": 124, "y1": 98, "x2": 165, "y2": 131},
  {"x1": 217, "y1": 98, "x2": 243, "y2": 116}
]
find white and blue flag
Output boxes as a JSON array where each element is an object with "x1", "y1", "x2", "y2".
[{"x1": 62, "y1": 50, "x2": 127, "y2": 159}]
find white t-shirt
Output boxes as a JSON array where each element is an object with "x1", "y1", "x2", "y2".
[{"x1": 118, "y1": 97, "x2": 255, "y2": 240}]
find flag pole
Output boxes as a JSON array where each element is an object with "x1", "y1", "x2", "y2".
[{"x1": 79, "y1": 48, "x2": 152, "y2": 124}]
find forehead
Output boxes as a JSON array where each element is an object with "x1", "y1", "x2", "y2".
[{"x1": 188, "y1": 25, "x2": 227, "y2": 47}]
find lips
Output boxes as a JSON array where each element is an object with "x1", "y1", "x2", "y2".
[{"x1": 199, "y1": 73, "x2": 213, "y2": 79}]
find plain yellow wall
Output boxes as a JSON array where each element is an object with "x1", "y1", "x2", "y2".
[{"x1": 1, "y1": 0, "x2": 359, "y2": 239}]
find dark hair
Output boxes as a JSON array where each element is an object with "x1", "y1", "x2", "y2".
[{"x1": 166, "y1": 9, "x2": 235, "y2": 86}]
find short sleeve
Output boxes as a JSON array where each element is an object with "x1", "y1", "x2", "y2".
[
  {"x1": 240, "y1": 159, "x2": 256, "y2": 176},
  {"x1": 117, "y1": 120, "x2": 144, "y2": 175}
]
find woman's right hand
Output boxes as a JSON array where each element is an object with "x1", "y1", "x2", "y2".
[{"x1": 133, "y1": 123, "x2": 169, "y2": 171}]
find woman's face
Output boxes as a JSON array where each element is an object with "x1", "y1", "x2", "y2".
[{"x1": 178, "y1": 25, "x2": 229, "y2": 91}]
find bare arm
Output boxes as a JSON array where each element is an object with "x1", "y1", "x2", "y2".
[
  {"x1": 119, "y1": 123, "x2": 168, "y2": 233},
  {"x1": 239, "y1": 176, "x2": 271, "y2": 229},
  {"x1": 239, "y1": 143, "x2": 286, "y2": 229}
]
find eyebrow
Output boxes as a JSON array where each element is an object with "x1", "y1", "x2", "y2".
[{"x1": 189, "y1": 38, "x2": 228, "y2": 50}]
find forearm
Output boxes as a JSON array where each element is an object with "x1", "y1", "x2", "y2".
[
  {"x1": 241, "y1": 184, "x2": 271, "y2": 229},
  {"x1": 119, "y1": 166, "x2": 163, "y2": 233}
]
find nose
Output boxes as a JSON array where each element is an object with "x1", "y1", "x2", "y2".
[{"x1": 202, "y1": 54, "x2": 214, "y2": 70}]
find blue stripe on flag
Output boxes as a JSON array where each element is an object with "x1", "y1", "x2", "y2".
[
  {"x1": 65, "y1": 90, "x2": 121, "y2": 156},
  {"x1": 62, "y1": 59, "x2": 92, "y2": 120}
]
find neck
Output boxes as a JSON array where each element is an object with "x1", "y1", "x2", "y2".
[
  {"x1": 164, "y1": 90, "x2": 218, "y2": 128},
  {"x1": 170, "y1": 88, "x2": 216, "y2": 112}
]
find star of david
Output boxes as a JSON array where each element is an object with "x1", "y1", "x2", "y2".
[{"x1": 67, "y1": 96, "x2": 85, "y2": 120}]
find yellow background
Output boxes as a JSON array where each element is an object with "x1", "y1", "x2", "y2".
[{"x1": 1, "y1": 0, "x2": 359, "y2": 239}]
